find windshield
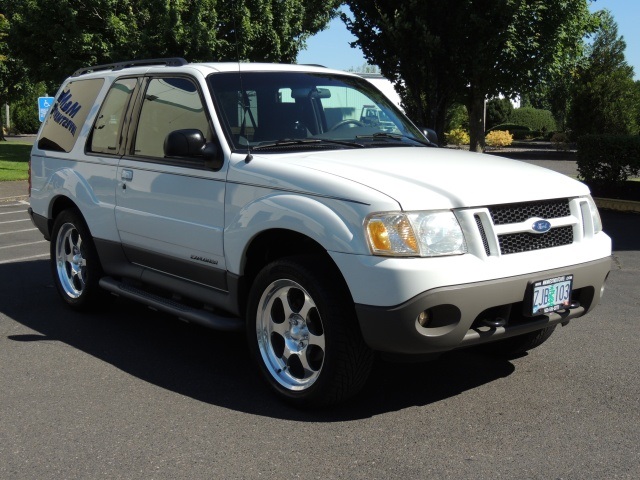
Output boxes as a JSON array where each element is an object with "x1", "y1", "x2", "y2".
[{"x1": 207, "y1": 71, "x2": 427, "y2": 151}]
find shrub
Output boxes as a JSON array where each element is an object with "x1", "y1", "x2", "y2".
[
  {"x1": 11, "y1": 96, "x2": 41, "y2": 134},
  {"x1": 513, "y1": 130, "x2": 536, "y2": 140},
  {"x1": 446, "y1": 104, "x2": 469, "y2": 132},
  {"x1": 577, "y1": 135, "x2": 640, "y2": 184},
  {"x1": 487, "y1": 123, "x2": 529, "y2": 133},
  {"x1": 551, "y1": 132, "x2": 571, "y2": 151},
  {"x1": 485, "y1": 130, "x2": 513, "y2": 148},
  {"x1": 486, "y1": 97, "x2": 514, "y2": 130},
  {"x1": 509, "y1": 107, "x2": 557, "y2": 133},
  {"x1": 444, "y1": 128, "x2": 469, "y2": 147}
]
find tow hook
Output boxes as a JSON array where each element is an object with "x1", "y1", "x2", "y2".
[
  {"x1": 481, "y1": 317, "x2": 507, "y2": 328},
  {"x1": 562, "y1": 301, "x2": 581, "y2": 312},
  {"x1": 560, "y1": 301, "x2": 581, "y2": 326}
]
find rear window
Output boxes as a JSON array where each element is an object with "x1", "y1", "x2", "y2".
[{"x1": 38, "y1": 78, "x2": 105, "y2": 152}]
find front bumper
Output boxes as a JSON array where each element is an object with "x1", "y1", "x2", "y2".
[{"x1": 355, "y1": 257, "x2": 611, "y2": 354}]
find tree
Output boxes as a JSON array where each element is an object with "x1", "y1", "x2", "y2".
[
  {"x1": 520, "y1": 65, "x2": 578, "y2": 132},
  {"x1": 635, "y1": 81, "x2": 640, "y2": 132},
  {"x1": 0, "y1": 12, "x2": 9, "y2": 140},
  {"x1": 343, "y1": 0, "x2": 594, "y2": 151},
  {"x1": 4, "y1": 0, "x2": 339, "y2": 88},
  {"x1": 569, "y1": 10, "x2": 639, "y2": 137},
  {"x1": 486, "y1": 97, "x2": 514, "y2": 130}
]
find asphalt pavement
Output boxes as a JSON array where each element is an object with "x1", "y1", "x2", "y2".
[
  {"x1": 1, "y1": 149, "x2": 638, "y2": 479},
  {"x1": 0, "y1": 180, "x2": 28, "y2": 203},
  {"x1": 1, "y1": 198, "x2": 638, "y2": 479}
]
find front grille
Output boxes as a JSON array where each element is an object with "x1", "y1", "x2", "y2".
[
  {"x1": 498, "y1": 226, "x2": 574, "y2": 255},
  {"x1": 488, "y1": 199, "x2": 571, "y2": 225}
]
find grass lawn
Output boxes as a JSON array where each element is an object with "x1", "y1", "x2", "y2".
[{"x1": 0, "y1": 141, "x2": 31, "y2": 181}]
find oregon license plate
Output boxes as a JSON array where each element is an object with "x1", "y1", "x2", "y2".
[{"x1": 529, "y1": 275, "x2": 573, "y2": 316}]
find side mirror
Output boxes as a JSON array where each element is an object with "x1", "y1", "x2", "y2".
[
  {"x1": 164, "y1": 129, "x2": 223, "y2": 170},
  {"x1": 423, "y1": 128, "x2": 439, "y2": 146}
]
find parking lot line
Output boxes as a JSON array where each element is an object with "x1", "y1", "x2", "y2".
[
  {"x1": 0, "y1": 218, "x2": 32, "y2": 225},
  {"x1": 0, "y1": 210, "x2": 27, "y2": 216},
  {"x1": 0, "y1": 253, "x2": 49, "y2": 265},
  {"x1": 0, "y1": 228, "x2": 38, "y2": 236},
  {"x1": 0, "y1": 240, "x2": 47, "y2": 250}
]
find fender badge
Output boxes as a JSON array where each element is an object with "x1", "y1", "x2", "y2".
[
  {"x1": 190, "y1": 255, "x2": 218, "y2": 265},
  {"x1": 531, "y1": 220, "x2": 551, "y2": 234}
]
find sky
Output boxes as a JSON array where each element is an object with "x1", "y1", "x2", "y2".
[{"x1": 297, "y1": 0, "x2": 640, "y2": 80}]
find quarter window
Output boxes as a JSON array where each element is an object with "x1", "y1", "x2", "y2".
[{"x1": 38, "y1": 78, "x2": 105, "y2": 152}]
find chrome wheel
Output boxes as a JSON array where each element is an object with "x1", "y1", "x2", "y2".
[
  {"x1": 256, "y1": 278, "x2": 326, "y2": 391},
  {"x1": 55, "y1": 222, "x2": 86, "y2": 299},
  {"x1": 248, "y1": 257, "x2": 373, "y2": 406},
  {"x1": 50, "y1": 209, "x2": 104, "y2": 310}
]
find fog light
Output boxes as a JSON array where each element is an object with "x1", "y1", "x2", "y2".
[{"x1": 417, "y1": 310, "x2": 430, "y2": 327}]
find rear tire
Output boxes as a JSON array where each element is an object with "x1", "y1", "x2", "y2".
[
  {"x1": 50, "y1": 209, "x2": 104, "y2": 310},
  {"x1": 247, "y1": 256, "x2": 373, "y2": 407}
]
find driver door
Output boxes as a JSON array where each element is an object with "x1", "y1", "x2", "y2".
[{"x1": 115, "y1": 75, "x2": 228, "y2": 290}]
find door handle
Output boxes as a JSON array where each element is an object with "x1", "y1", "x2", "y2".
[{"x1": 121, "y1": 169, "x2": 133, "y2": 181}]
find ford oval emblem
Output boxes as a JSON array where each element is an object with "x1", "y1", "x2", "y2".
[{"x1": 532, "y1": 220, "x2": 551, "y2": 233}]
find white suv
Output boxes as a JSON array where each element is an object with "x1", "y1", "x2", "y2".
[{"x1": 29, "y1": 59, "x2": 611, "y2": 406}]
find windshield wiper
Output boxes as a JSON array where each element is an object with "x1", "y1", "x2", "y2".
[
  {"x1": 252, "y1": 138, "x2": 365, "y2": 151},
  {"x1": 356, "y1": 132, "x2": 436, "y2": 147}
]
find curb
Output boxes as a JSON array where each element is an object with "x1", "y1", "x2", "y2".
[{"x1": 0, "y1": 180, "x2": 29, "y2": 204}]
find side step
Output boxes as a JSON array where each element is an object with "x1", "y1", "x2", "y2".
[{"x1": 99, "y1": 277, "x2": 244, "y2": 332}]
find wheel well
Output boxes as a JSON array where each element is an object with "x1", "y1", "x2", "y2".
[
  {"x1": 46, "y1": 196, "x2": 80, "y2": 237},
  {"x1": 51, "y1": 196, "x2": 79, "y2": 221},
  {"x1": 239, "y1": 229, "x2": 348, "y2": 314}
]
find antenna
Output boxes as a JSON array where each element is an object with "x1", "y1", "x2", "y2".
[{"x1": 233, "y1": 4, "x2": 253, "y2": 162}]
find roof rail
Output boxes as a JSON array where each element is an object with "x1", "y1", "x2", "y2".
[{"x1": 72, "y1": 58, "x2": 188, "y2": 77}]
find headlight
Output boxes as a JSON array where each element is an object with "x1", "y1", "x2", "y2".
[
  {"x1": 365, "y1": 211, "x2": 467, "y2": 257},
  {"x1": 585, "y1": 195, "x2": 603, "y2": 234}
]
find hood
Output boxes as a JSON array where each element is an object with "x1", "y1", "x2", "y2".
[{"x1": 275, "y1": 147, "x2": 589, "y2": 210}]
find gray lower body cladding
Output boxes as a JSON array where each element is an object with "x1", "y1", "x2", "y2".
[{"x1": 355, "y1": 257, "x2": 611, "y2": 355}]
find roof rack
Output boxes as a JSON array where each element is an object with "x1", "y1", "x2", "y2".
[{"x1": 72, "y1": 58, "x2": 188, "y2": 77}]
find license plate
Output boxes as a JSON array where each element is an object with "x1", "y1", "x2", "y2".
[{"x1": 528, "y1": 275, "x2": 573, "y2": 316}]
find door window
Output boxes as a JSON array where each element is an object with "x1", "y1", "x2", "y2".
[
  {"x1": 134, "y1": 77, "x2": 211, "y2": 158},
  {"x1": 89, "y1": 78, "x2": 137, "y2": 154}
]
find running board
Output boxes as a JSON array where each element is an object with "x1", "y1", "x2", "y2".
[{"x1": 99, "y1": 277, "x2": 244, "y2": 332}]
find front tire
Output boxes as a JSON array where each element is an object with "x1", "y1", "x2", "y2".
[
  {"x1": 247, "y1": 256, "x2": 373, "y2": 407},
  {"x1": 50, "y1": 209, "x2": 104, "y2": 310}
]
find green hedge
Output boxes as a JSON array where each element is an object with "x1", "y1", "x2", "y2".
[
  {"x1": 509, "y1": 107, "x2": 557, "y2": 133},
  {"x1": 577, "y1": 135, "x2": 640, "y2": 184},
  {"x1": 487, "y1": 123, "x2": 530, "y2": 132},
  {"x1": 11, "y1": 96, "x2": 41, "y2": 134}
]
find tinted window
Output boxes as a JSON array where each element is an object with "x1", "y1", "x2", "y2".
[
  {"x1": 134, "y1": 77, "x2": 211, "y2": 158},
  {"x1": 89, "y1": 78, "x2": 137, "y2": 154},
  {"x1": 38, "y1": 78, "x2": 105, "y2": 152}
]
